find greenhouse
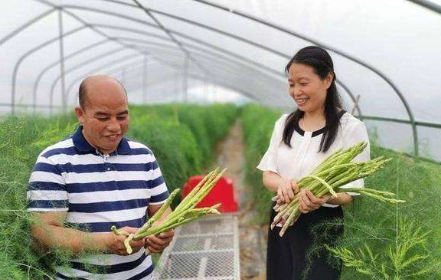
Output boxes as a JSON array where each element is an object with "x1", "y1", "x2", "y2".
[{"x1": 1, "y1": 0, "x2": 440, "y2": 279}]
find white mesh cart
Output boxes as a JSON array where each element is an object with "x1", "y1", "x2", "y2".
[{"x1": 153, "y1": 214, "x2": 240, "y2": 280}]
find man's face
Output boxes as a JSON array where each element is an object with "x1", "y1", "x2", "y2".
[{"x1": 75, "y1": 78, "x2": 129, "y2": 155}]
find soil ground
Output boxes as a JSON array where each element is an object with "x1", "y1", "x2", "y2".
[{"x1": 212, "y1": 121, "x2": 267, "y2": 280}]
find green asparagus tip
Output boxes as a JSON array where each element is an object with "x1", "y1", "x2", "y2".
[
  {"x1": 111, "y1": 226, "x2": 130, "y2": 237},
  {"x1": 209, "y1": 209, "x2": 221, "y2": 215}
]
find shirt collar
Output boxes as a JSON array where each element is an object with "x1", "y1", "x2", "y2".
[
  {"x1": 72, "y1": 125, "x2": 131, "y2": 155},
  {"x1": 294, "y1": 110, "x2": 347, "y2": 138}
]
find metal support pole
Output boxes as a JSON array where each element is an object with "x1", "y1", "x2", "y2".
[
  {"x1": 191, "y1": 0, "x2": 419, "y2": 157},
  {"x1": 1, "y1": 8, "x2": 57, "y2": 116},
  {"x1": 351, "y1": 95, "x2": 361, "y2": 115},
  {"x1": 407, "y1": 0, "x2": 441, "y2": 14},
  {"x1": 183, "y1": 55, "x2": 189, "y2": 103},
  {"x1": 143, "y1": 56, "x2": 148, "y2": 104},
  {"x1": 203, "y1": 75, "x2": 207, "y2": 104},
  {"x1": 58, "y1": 8, "x2": 67, "y2": 113},
  {"x1": 175, "y1": 71, "x2": 179, "y2": 102}
]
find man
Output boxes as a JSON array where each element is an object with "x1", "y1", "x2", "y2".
[{"x1": 27, "y1": 75, "x2": 174, "y2": 280}]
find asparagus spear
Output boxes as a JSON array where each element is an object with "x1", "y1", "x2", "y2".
[
  {"x1": 111, "y1": 168, "x2": 226, "y2": 254},
  {"x1": 271, "y1": 142, "x2": 405, "y2": 237}
]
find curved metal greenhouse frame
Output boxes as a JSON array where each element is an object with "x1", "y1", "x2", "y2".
[{"x1": 1, "y1": 0, "x2": 441, "y2": 162}]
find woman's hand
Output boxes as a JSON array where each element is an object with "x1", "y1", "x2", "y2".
[
  {"x1": 298, "y1": 189, "x2": 330, "y2": 213},
  {"x1": 277, "y1": 178, "x2": 299, "y2": 204}
]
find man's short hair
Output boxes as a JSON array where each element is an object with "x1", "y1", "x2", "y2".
[
  {"x1": 78, "y1": 80, "x2": 88, "y2": 109},
  {"x1": 78, "y1": 77, "x2": 127, "y2": 109}
]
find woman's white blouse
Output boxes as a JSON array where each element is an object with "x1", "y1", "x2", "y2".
[{"x1": 257, "y1": 112, "x2": 370, "y2": 208}]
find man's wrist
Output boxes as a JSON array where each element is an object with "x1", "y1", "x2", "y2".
[{"x1": 85, "y1": 232, "x2": 113, "y2": 253}]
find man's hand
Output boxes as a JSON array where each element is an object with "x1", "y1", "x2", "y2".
[
  {"x1": 106, "y1": 227, "x2": 145, "y2": 256},
  {"x1": 298, "y1": 189, "x2": 330, "y2": 213},
  {"x1": 277, "y1": 178, "x2": 299, "y2": 204},
  {"x1": 145, "y1": 229, "x2": 175, "y2": 253}
]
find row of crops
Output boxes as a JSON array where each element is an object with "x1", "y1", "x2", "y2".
[
  {"x1": 0, "y1": 104, "x2": 238, "y2": 279},
  {"x1": 1, "y1": 103, "x2": 441, "y2": 279},
  {"x1": 241, "y1": 104, "x2": 441, "y2": 280}
]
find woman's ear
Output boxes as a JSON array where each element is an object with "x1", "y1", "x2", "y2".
[{"x1": 324, "y1": 72, "x2": 334, "y2": 90}]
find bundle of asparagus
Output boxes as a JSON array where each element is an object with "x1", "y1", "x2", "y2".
[
  {"x1": 112, "y1": 168, "x2": 226, "y2": 254},
  {"x1": 272, "y1": 142, "x2": 405, "y2": 237}
]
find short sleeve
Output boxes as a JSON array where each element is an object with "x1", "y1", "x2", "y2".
[
  {"x1": 256, "y1": 115, "x2": 285, "y2": 173},
  {"x1": 148, "y1": 152, "x2": 170, "y2": 205},
  {"x1": 27, "y1": 155, "x2": 69, "y2": 212},
  {"x1": 339, "y1": 120, "x2": 371, "y2": 195}
]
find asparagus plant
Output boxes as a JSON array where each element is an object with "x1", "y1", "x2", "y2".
[
  {"x1": 272, "y1": 142, "x2": 405, "y2": 237},
  {"x1": 112, "y1": 168, "x2": 226, "y2": 254}
]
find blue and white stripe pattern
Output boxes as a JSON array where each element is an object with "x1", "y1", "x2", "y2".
[{"x1": 27, "y1": 126, "x2": 169, "y2": 280}]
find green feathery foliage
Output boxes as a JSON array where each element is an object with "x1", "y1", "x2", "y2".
[
  {"x1": 241, "y1": 104, "x2": 441, "y2": 279},
  {"x1": 0, "y1": 104, "x2": 238, "y2": 279}
]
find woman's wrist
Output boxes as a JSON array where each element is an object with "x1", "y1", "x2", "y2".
[{"x1": 327, "y1": 192, "x2": 353, "y2": 205}]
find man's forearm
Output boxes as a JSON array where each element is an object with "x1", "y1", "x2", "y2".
[{"x1": 32, "y1": 224, "x2": 110, "y2": 255}]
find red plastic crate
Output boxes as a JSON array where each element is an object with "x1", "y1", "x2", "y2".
[{"x1": 182, "y1": 175, "x2": 238, "y2": 213}]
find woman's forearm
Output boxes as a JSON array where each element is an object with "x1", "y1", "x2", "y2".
[
  {"x1": 327, "y1": 192, "x2": 353, "y2": 205},
  {"x1": 262, "y1": 171, "x2": 283, "y2": 193}
]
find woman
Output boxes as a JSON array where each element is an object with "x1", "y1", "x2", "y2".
[{"x1": 257, "y1": 46, "x2": 370, "y2": 280}]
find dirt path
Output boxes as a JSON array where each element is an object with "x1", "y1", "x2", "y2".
[{"x1": 213, "y1": 121, "x2": 267, "y2": 280}]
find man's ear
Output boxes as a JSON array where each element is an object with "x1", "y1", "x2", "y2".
[{"x1": 75, "y1": 107, "x2": 85, "y2": 124}]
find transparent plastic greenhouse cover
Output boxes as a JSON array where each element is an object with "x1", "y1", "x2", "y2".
[{"x1": 1, "y1": 0, "x2": 440, "y2": 162}]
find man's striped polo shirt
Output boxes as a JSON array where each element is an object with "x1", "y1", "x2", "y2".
[{"x1": 27, "y1": 126, "x2": 169, "y2": 280}]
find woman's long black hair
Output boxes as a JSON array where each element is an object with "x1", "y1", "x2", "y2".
[{"x1": 282, "y1": 46, "x2": 343, "y2": 153}]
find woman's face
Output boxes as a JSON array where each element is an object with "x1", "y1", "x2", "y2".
[{"x1": 288, "y1": 63, "x2": 332, "y2": 114}]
